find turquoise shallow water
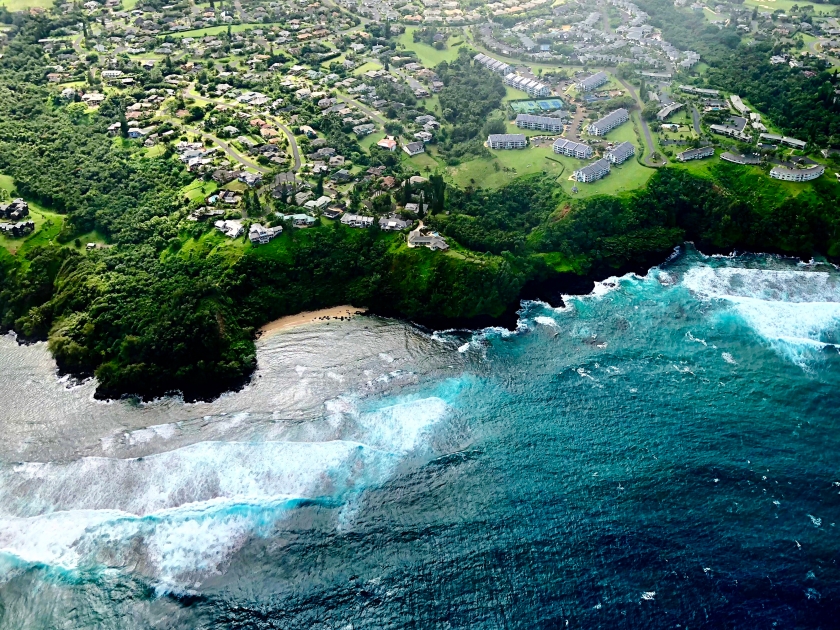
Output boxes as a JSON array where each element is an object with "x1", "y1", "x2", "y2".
[{"x1": 1, "y1": 248, "x2": 840, "y2": 628}]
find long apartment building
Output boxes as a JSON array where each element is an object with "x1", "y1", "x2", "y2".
[
  {"x1": 553, "y1": 138, "x2": 593, "y2": 159},
  {"x1": 769, "y1": 164, "x2": 824, "y2": 182},
  {"x1": 504, "y1": 73, "x2": 550, "y2": 97},
  {"x1": 573, "y1": 157, "x2": 611, "y2": 183},
  {"x1": 606, "y1": 141, "x2": 635, "y2": 164},
  {"x1": 678, "y1": 146, "x2": 714, "y2": 161},
  {"x1": 488, "y1": 133, "x2": 527, "y2": 149},
  {"x1": 576, "y1": 71, "x2": 608, "y2": 92},
  {"x1": 587, "y1": 108, "x2": 630, "y2": 136},
  {"x1": 515, "y1": 114, "x2": 565, "y2": 132},
  {"x1": 473, "y1": 53, "x2": 513, "y2": 75},
  {"x1": 759, "y1": 133, "x2": 807, "y2": 150}
]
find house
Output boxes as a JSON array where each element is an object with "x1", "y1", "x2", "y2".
[
  {"x1": 488, "y1": 134, "x2": 527, "y2": 150},
  {"x1": 323, "y1": 207, "x2": 344, "y2": 220},
  {"x1": 379, "y1": 215, "x2": 411, "y2": 231},
  {"x1": 587, "y1": 109, "x2": 629, "y2": 136},
  {"x1": 769, "y1": 164, "x2": 824, "y2": 182},
  {"x1": 304, "y1": 195, "x2": 332, "y2": 211},
  {"x1": 573, "y1": 158, "x2": 611, "y2": 183},
  {"x1": 353, "y1": 123, "x2": 376, "y2": 137},
  {"x1": 0, "y1": 199, "x2": 29, "y2": 220},
  {"x1": 239, "y1": 172, "x2": 263, "y2": 187},
  {"x1": 331, "y1": 169, "x2": 352, "y2": 183},
  {"x1": 678, "y1": 146, "x2": 714, "y2": 162},
  {"x1": 553, "y1": 138, "x2": 592, "y2": 159},
  {"x1": 515, "y1": 114, "x2": 565, "y2": 133},
  {"x1": 341, "y1": 213, "x2": 375, "y2": 228},
  {"x1": 377, "y1": 136, "x2": 398, "y2": 152},
  {"x1": 606, "y1": 141, "x2": 635, "y2": 165},
  {"x1": 248, "y1": 223, "x2": 282, "y2": 245},
  {"x1": 407, "y1": 225, "x2": 448, "y2": 250},
  {"x1": 414, "y1": 131, "x2": 433, "y2": 142},
  {"x1": 127, "y1": 128, "x2": 147, "y2": 139},
  {"x1": 214, "y1": 219, "x2": 244, "y2": 238},
  {"x1": 403, "y1": 142, "x2": 426, "y2": 156},
  {"x1": 281, "y1": 213, "x2": 317, "y2": 226},
  {"x1": 0, "y1": 221, "x2": 35, "y2": 237},
  {"x1": 219, "y1": 190, "x2": 242, "y2": 205}
]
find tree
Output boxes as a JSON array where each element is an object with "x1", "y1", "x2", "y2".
[
  {"x1": 315, "y1": 175, "x2": 324, "y2": 197},
  {"x1": 642, "y1": 101, "x2": 660, "y2": 121}
]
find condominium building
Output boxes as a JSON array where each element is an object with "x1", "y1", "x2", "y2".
[
  {"x1": 488, "y1": 133, "x2": 527, "y2": 149},
  {"x1": 573, "y1": 157, "x2": 611, "y2": 183},
  {"x1": 473, "y1": 53, "x2": 513, "y2": 75},
  {"x1": 576, "y1": 71, "x2": 608, "y2": 92},
  {"x1": 677, "y1": 146, "x2": 714, "y2": 161},
  {"x1": 656, "y1": 102, "x2": 684, "y2": 121},
  {"x1": 504, "y1": 73, "x2": 550, "y2": 97},
  {"x1": 769, "y1": 164, "x2": 824, "y2": 182},
  {"x1": 606, "y1": 141, "x2": 635, "y2": 165},
  {"x1": 552, "y1": 138, "x2": 593, "y2": 159},
  {"x1": 587, "y1": 108, "x2": 630, "y2": 136},
  {"x1": 515, "y1": 114, "x2": 565, "y2": 132}
]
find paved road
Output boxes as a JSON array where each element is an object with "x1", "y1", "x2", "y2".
[
  {"x1": 691, "y1": 105, "x2": 702, "y2": 135},
  {"x1": 188, "y1": 128, "x2": 271, "y2": 174},
  {"x1": 617, "y1": 78, "x2": 665, "y2": 167},
  {"x1": 807, "y1": 38, "x2": 840, "y2": 66},
  {"x1": 268, "y1": 117, "x2": 301, "y2": 170}
]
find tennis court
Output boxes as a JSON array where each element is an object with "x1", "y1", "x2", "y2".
[{"x1": 510, "y1": 98, "x2": 565, "y2": 113}]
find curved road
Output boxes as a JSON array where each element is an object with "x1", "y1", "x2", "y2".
[{"x1": 617, "y1": 78, "x2": 665, "y2": 167}]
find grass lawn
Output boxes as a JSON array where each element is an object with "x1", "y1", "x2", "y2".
[
  {"x1": 168, "y1": 23, "x2": 273, "y2": 39},
  {"x1": 397, "y1": 27, "x2": 469, "y2": 67},
  {"x1": 503, "y1": 85, "x2": 530, "y2": 102},
  {"x1": 0, "y1": 0, "x2": 53, "y2": 11},
  {"x1": 180, "y1": 179, "x2": 218, "y2": 202},
  {"x1": 178, "y1": 228, "x2": 247, "y2": 263},
  {"x1": 359, "y1": 131, "x2": 386, "y2": 150},
  {"x1": 448, "y1": 145, "x2": 567, "y2": 189},
  {"x1": 403, "y1": 150, "x2": 439, "y2": 172},
  {"x1": 353, "y1": 61, "x2": 384, "y2": 75}
]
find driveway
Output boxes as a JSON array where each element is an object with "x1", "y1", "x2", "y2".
[{"x1": 617, "y1": 77, "x2": 665, "y2": 167}]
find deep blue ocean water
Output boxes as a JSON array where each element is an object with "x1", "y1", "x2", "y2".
[{"x1": 1, "y1": 248, "x2": 839, "y2": 628}]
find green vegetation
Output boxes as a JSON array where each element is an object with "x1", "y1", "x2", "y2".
[
  {"x1": 398, "y1": 27, "x2": 466, "y2": 68},
  {"x1": 0, "y1": 6, "x2": 839, "y2": 403}
]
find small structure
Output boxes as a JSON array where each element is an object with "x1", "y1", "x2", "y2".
[
  {"x1": 377, "y1": 136, "x2": 398, "y2": 152},
  {"x1": 403, "y1": 141, "x2": 425, "y2": 156},
  {"x1": 214, "y1": 219, "x2": 245, "y2": 238},
  {"x1": 488, "y1": 133, "x2": 527, "y2": 150},
  {"x1": 408, "y1": 224, "x2": 448, "y2": 250},
  {"x1": 378, "y1": 215, "x2": 411, "y2": 231},
  {"x1": 341, "y1": 213, "x2": 375, "y2": 228}
]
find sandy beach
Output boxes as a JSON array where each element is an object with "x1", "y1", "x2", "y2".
[{"x1": 258, "y1": 306, "x2": 366, "y2": 338}]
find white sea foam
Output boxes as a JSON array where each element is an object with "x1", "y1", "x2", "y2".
[
  {"x1": 682, "y1": 266, "x2": 840, "y2": 364},
  {"x1": 722, "y1": 352, "x2": 737, "y2": 365},
  {"x1": 0, "y1": 395, "x2": 451, "y2": 588},
  {"x1": 534, "y1": 316, "x2": 559, "y2": 328}
]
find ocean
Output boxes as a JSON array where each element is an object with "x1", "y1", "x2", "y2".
[{"x1": 1, "y1": 247, "x2": 839, "y2": 629}]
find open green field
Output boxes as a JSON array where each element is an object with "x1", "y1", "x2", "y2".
[
  {"x1": 0, "y1": 0, "x2": 52, "y2": 12},
  {"x1": 0, "y1": 174, "x2": 65, "y2": 255},
  {"x1": 353, "y1": 61, "x2": 384, "y2": 75},
  {"x1": 359, "y1": 131, "x2": 386, "y2": 150},
  {"x1": 180, "y1": 179, "x2": 218, "y2": 202},
  {"x1": 402, "y1": 150, "x2": 438, "y2": 172},
  {"x1": 397, "y1": 28, "x2": 469, "y2": 67},
  {"x1": 745, "y1": 0, "x2": 830, "y2": 12}
]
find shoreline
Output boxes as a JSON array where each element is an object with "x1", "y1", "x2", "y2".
[{"x1": 257, "y1": 306, "x2": 367, "y2": 338}]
